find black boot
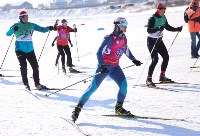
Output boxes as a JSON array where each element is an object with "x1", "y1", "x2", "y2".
[
  {"x1": 72, "y1": 104, "x2": 83, "y2": 122},
  {"x1": 62, "y1": 66, "x2": 66, "y2": 73},
  {"x1": 35, "y1": 84, "x2": 48, "y2": 90},
  {"x1": 146, "y1": 76, "x2": 156, "y2": 87},
  {"x1": 24, "y1": 83, "x2": 30, "y2": 90},
  {"x1": 55, "y1": 61, "x2": 58, "y2": 66},
  {"x1": 159, "y1": 76, "x2": 174, "y2": 83},
  {"x1": 115, "y1": 102, "x2": 132, "y2": 115}
]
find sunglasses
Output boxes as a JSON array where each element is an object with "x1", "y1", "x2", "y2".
[
  {"x1": 120, "y1": 21, "x2": 128, "y2": 27},
  {"x1": 21, "y1": 15, "x2": 28, "y2": 18}
]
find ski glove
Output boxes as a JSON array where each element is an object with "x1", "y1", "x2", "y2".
[
  {"x1": 49, "y1": 26, "x2": 54, "y2": 31},
  {"x1": 132, "y1": 60, "x2": 142, "y2": 66},
  {"x1": 177, "y1": 26, "x2": 183, "y2": 32},
  {"x1": 74, "y1": 28, "x2": 77, "y2": 32},
  {"x1": 13, "y1": 26, "x2": 19, "y2": 31},
  {"x1": 100, "y1": 65, "x2": 109, "y2": 74},
  {"x1": 158, "y1": 25, "x2": 165, "y2": 31},
  {"x1": 55, "y1": 19, "x2": 59, "y2": 25},
  {"x1": 52, "y1": 43, "x2": 55, "y2": 47},
  {"x1": 70, "y1": 44, "x2": 73, "y2": 47}
]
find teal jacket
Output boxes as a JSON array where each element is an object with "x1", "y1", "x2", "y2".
[{"x1": 6, "y1": 22, "x2": 50, "y2": 53}]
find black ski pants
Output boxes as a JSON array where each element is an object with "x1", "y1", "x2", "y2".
[
  {"x1": 15, "y1": 51, "x2": 40, "y2": 85},
  {"x1": 147, "y1": 37, "x2": 169, "y2": 77},
  {"x1": 57, "y1": 45, "x2": 73, "y2": 67}
]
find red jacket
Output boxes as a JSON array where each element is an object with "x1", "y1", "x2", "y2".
[
  {"x1": 187, "y1": 3, "x2": 200, "y2": 32},
  {"x1": 56, "y1": 25, "x2": 74, "y2": 46}
]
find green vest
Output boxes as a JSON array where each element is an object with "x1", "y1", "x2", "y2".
[
  {"x1": 152, "y1": 14, "x2": 166, "y2": 28},
  {"x1": 14, "y1": 22, "x2": 34, "y2": 39}
]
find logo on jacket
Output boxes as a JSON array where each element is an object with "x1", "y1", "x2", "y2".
[{"x1": 61, "y1": 33, "x2": 67, "y2": 38}]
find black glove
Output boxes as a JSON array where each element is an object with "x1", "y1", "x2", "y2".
[
  {"x1": 158, "y1": 25, "x2": 165, "y2": 31},
  {"x1": 13, "y1": 26, "x2": 19, "y2": 31},
  {"x1": 49, "y1": 26, "x2": 54, "y2": 31},
  {"x1": 100, "y1": 65, "x2": 109, "y2": 74},
  {"x1": 52, "y1": 43, "x2": 55, "y2": 47},
  {"x1": 55, "y1": 19, "x2": 59, "y2": 25},
  {"x1": 70, "y1": 44, "x2": 73, "y2": 47},
  {"x1": 177, "y1": 26, "x2": 183, "y2": 32},
  {"x1": 132, "y1": 60, "x2": 142, "y2": 66},
  {"x1": 74, "y1": 28, "x2": 77, "y2": 32}
]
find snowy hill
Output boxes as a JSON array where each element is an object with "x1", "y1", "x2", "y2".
[{"x1": 0, "y1": 5, "x2": 200, "y2": 136}]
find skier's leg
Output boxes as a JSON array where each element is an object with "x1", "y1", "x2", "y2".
[{"x1": 16, "y1": 51, "x2": 29, "y2": 86}]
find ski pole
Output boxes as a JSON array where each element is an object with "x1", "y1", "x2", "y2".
[
  {"x1": 57, "y1": 57, "x2": 59, "y2": 75},
  {"x1": 37, "y1": 31, "x2": 50, "y2": 62},
  {"x1": 188, "y1": 57, "x2": 199, "y2": 73},
  {"x1": 45, "y1": 72, "x2": 101, "y2": 97},
  {"x1": 83, "y1": 64, "x2": 138, "y2": 84},
  {"x1": 153, "y1": 31, "x2": 180, "y2": 79},
  {"x1": 134, "y1": 32, "x2": 162, "y2": 87},
  {"x1": 0, "y1": 34, "x2": 14, "y2": 69},
  {"x1": 73, "y1": 24, "x2": 80, "y2": 61}
]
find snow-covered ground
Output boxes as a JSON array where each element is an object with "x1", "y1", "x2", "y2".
[{"x1": 0, "y1": 5, "x2": 200, "y2": 136}]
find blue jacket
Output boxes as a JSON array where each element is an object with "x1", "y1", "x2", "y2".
[{"x1": 6, "y1": 22, "x2": 50, "y2": 53}]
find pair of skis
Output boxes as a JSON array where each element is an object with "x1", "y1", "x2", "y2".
[
  {"x1": 61, "y1": 113, "x2": 186, "y2": 136},
  {"x1": 136, "y1": 82, "x2": 200, "y2": 92}
]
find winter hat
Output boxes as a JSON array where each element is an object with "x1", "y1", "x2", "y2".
[
  {"x1": 157, "y1": 3, "x2": 166, "y2": 10},
  {"x1": 19, "y1": 10, "x2": 28, "y2": 19},
  {"x1": 61, "y1": 19, "x2": 68, "y2": 24}
]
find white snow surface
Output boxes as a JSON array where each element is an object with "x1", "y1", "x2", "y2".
[{"x1": 0, "y1": 5, "x2": 200, "y2": 136}]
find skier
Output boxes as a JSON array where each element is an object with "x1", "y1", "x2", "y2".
[
  {"x1": 185, "y1": 0, "x2": 200, "y2": 58},
  {"x1": 6, "y1": 10, "x2": 54, "y2": 90},
  {"x1": 52, "y1": 34, "x2": 73, "y2": 67},
  {"x1": 146, "y1": 3, "x2": 182, "y2": 87},
  {"x1": 71, "y1": 17, "x2": 142, "y2": 122},
  {"x1": 53, "y1": 19, "x2": 77, "y2": 73}
]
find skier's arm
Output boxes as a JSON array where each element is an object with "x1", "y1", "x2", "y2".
[
  {"x1": 96, "y1": 36, "x2": 112, "y2": 65},
  {"x1": 52, "y1": 36, "x2": 57, "y2": 47},
  {"x1": 124, "y1": 46, "x2": 136, "y2": 60},
  {"x1": 68, "y1": 35, "x2": 73, "y2": 47},
  {"x1": 165, "y1": 20, "x2": 180, "y2": 32},
  {"x1": 124, "y1": 45, "x2": 142, "y2": 66},
  {"x1": 147, "y1": 17, "x2": 159, "y2": 33},
  {"x1": 32, "y1": 23, "x2": 51, "y2": 33},
  {"x1": 68, "y1": 26, "x2": 77, "y2": 32},
  {"x1": 6, "y1": 23, "x2": 18, "y2": 36}
]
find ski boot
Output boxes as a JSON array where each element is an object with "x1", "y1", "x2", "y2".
[
  {"x1": 35, "y1": 84, "x2": 48, "y2": 90},
  {"x1": 24, "y1": 83, "x2": 30, "y2": 90},
  {"x1": 115, "y1": 102, "x2": 132, "y2": 115},
  {"x1": 159, "y1": 76, "x2": 174, "y2": 83},
  {"x1": 146, "y1": 77, "x2": 156, "y2": 87},
  {"x1": 62, "y1": 66, "x2": 66, "y2": 73},
  {"x1": 69, "y1": 67, "x2": 80, "y2": 73},
  {"x1": 55, "y1": 61, "x2": 58, "y2": 67},
  {"x1": 71, "y1": 104, "x2": 83, "y2": 122}
]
